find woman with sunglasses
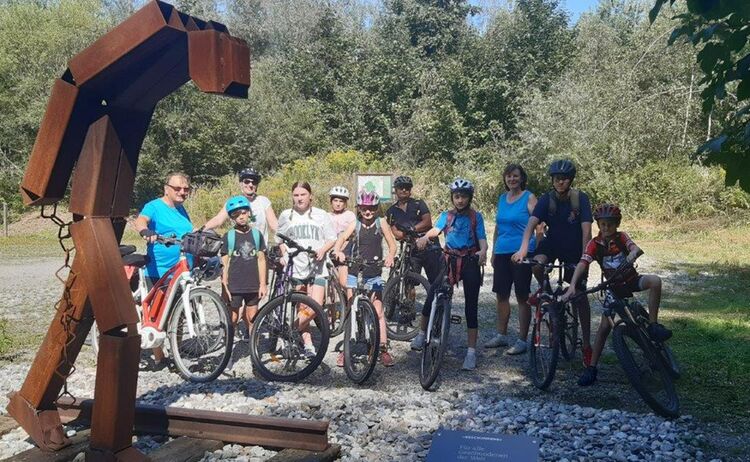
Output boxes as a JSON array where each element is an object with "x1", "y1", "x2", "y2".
[
  {"x1": 135, "y1": 172, "x2": 194, "y2": 284},
  {"x1": 204, "y1": 167, "x2": 278, "y2": 239}
]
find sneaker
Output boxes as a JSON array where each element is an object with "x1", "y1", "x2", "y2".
[
  {"x1": 462, "y1": 350, "x2": 477, "y2": 370},
  {"x1": 380, "y1": 348, "x2": 395, "y2": 367},
  {"x1": 582, "y1": 345, "x2": 593, "y2": 367},
  {"x1": 578, "y1": 366, "x2": 598, "y2": 386},
  {"x1": 647, "y1": 323, "x2": 673, "y2": 342},
  {"x1": 304, "y1": 344, "x2": 317, "y2": 359},
  {"x1": 505, "y1": 339, "x2": 527, "y2": 355},
  {"x1": 336, "y1": 351, "x2": 344, "y2": 367},
  {"x1": 410, "y1": 332, "x2": 426, "y2": 351},
  {"x1": 483, "y1": 333, "x2": 509, "y2": 348}
]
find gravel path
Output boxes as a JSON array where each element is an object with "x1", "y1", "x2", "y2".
[{"x1": 0, "y1": 255, "x2": 731, "y2": 461}]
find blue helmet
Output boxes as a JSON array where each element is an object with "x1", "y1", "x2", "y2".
[
  {"x1": 548, "y1": 159, "x2": 576, "y2": 180},
  {"x1": 225, "y1": 195, "x2": 251, "y2": 214}
]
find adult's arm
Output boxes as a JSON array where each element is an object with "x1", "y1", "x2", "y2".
[
  {"x1": 512, "y1": 215, "x2": 541, "y2": 262},
  {"x1": 204, "y1": 207, "x2": 228, "y2": 231},
  {"x1": 265, "y1": 205, "x2": 278, "y2": 233}
]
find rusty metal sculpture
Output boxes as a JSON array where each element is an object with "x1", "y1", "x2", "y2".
[{"x1": 7, "y1": 2, "x2": 250, "y2": 460}]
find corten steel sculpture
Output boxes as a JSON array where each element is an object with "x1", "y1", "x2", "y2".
[{"x1": 7, "y1": 1, "x2": 250, "y2": 460}]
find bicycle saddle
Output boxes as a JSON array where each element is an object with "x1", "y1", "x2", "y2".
[
  {"x1": 122, "y1": 253, "x2": 149, "y2": 268},
  {"x1": 119, "y1": 245, "x2": 137, "y2": 256}
]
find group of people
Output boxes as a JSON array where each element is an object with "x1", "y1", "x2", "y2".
[{"x1": 134, "y1": 159, "x2": 672, "y2": 386}]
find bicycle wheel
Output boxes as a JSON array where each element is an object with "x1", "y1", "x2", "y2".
[
  {"x1": 343, "y1": 298, "x2": 380, "y2": 384},
  {"x1": 168, "y1": 288, "x2": 233, "y2": 383},
  {"x1": 325, "y1": 279, "x2": 347, "y2": 338},
  {"x1": 656, "y1": 342, "x2": 681, "y2": 380},
  {"x1": 383, "y1": 271, "x2": 429, "y2": 341},
  {"x1": 420, "y1": 295, "x2": 451, "y2": 390},
  {"x1": 559, "y1": 301, "x2": 579, "y2": 361},
  {"x1": 612, "y1": 324, "x2": 679, "y2": 417},
  {"x1": 528, "y1": 302, "x2": 560, "y2": 390},
  {"x1": 249, "y1": 293, "x2": 330, "y2": 382}
]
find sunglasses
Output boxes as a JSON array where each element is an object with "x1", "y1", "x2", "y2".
[
  {"x1": 241, "y1": 179, "x2": 258, "y2": 185},
  {"x1": 166, "y1": 184, "x2": 191, "y2": 193},
  {"x1": 359, "y1": 206, "x2": 378, "y2": 212},
  {"x1": 230, "y1": 209, "x2": 250, "y2": 219}
]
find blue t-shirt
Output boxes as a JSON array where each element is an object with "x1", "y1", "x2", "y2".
[
  {"x1": 435, "y1": 209, "x2": 487, "y2": 250},
  {"x1": 532, "y1": 190, "x2": 592, "y2": 261},
  {"x1": 140, "y1": 198, "x2": 193, "y2": 278},
  {"x1": 494, "y1": 190, "x2": 536, "y2": 255}
]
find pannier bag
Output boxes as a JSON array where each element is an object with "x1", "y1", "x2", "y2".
[{"x1": 181, "y1": 229, "x2": 222, "y2": 257}]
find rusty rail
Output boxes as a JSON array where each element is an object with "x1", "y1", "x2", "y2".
[{"x1": 56, "y1": 397, "x2": 330, "y2": 452}]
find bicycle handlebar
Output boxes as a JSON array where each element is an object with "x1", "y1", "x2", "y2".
[
  {"x1": 566, "y1": 261, "x2": 635, "y2": 302},
  {"x1": 516, "y1": 258, "x2": 575, "y2": 271},
  {"x1": 394, "y1": 223, "x2": 419, "y2": 240},
  {"x1": 275, "y1": 232, "x2": 317, "y2": 257}
]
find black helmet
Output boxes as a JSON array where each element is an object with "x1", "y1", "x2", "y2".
[
  {"x1": 239, "y1": 167, "x2": 261, "y2": 183},
  {"x1": 548, "y1": 159, "x2": 576, "y2": 180},
  {"x1": 393, "y1": 175, "x2": 413, "y2": 188}
]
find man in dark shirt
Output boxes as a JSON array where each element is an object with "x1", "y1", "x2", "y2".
[
  {"x1": 512, "y1": 160, "x2": 594, "y2": 366},
  {"x1": 386, "y1": 176, "x2": 442, "y2": 284}
]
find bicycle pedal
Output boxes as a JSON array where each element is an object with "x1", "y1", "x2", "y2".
[{"x1": 450, "y1": 315, "x2": 462, "y2": 325}]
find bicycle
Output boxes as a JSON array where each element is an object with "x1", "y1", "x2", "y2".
[
  {"x1": 94, "y1": 233, "x2": 233, "y2": 383},
  {"x1": 419, "y1": 249, "x2": 470, "y2": 391},
  {"x1": 340, "y1": 256, "x2": 382, "y2": 384},
  {"x1": 517, "y1": 258, "x2": 578, "y2": 390},
  {"x1": 324, "y1": 255, "x2": 348, "y2": 338},
  {"x1": 382, "y1": 223, "x2": 430, "y2": 341},
  {"x1": 571, "y1": 266, "x2": 681, "y2": 417},
  {"x1": 248, "y1": 233, "x2": 330, "y2": 382}
]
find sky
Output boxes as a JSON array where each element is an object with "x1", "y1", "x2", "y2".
[{"x1": 562, "y1": 0, "x2": 600, "y2": 23}]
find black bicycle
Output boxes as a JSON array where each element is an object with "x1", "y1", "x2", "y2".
[
  {"x1": 419, "y1": 250, "x2": 469, "y2": 391},
  {"x1": 341, "y1": 256, "x2": 382, "y2": 384},
  {"x1": 248, "y1": 233, "x2": 330, "y2": 382},
  {"x1": 324, "y1": 255, "x2": 348, "y2": 337},
  {"x1": 518, "y1": 258, "x2": 578, "y2": 390},
  {"x1": 572, "y1": 267, "x2": 681, "y2": 417},
  {"x1": 382, "y1": 224, "x2": 430, "y2": 341}
]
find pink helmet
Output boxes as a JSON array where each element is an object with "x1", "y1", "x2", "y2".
[{"x1": 356, "y1": 190, "x2": 380, "y2": 206}]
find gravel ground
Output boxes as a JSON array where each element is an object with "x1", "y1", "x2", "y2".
[{"x1": 0, "y1": 254, "x2": 736, "y2": 461}]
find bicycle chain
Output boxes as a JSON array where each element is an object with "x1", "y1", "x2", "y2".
[{"x1": 40, "y1": 203, "x2": 78, "y2": 402}]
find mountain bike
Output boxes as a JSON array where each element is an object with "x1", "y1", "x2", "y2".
[
  {"x1": 324, "y1": 256, "x2": 348, "y2": 338},
  {"x1": 518, "y1": 258, "x2": 578, "y2": 390},
  {"x1": 340, "y1": 256, "x2": 382, "y2": 384},
  {"x1": 571, "y1": 266, "x2": 681, "y2": 417},
  {"x1": 248, "y1": 233, "x2": 330, "y2": 382},
  {"x1": 419, "y1": 249, "x2": 471, "y2": 391},
  {"x1": 93, "y1": 233, "x2": 233, "y2": 383},
  {"x1": 382, "y1": 224, "x2": 430, "y2": 341}
]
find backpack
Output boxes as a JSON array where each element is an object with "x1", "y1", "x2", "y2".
[
  {"x1": 547, "y1": 188, "x2": 580, "y2": 217},
  {"x1": 445, "y1": 208, "x2": 479, "y2": 250},
  {"x1": 226, "y1": 228, "x2": 262, "y2": 271}
]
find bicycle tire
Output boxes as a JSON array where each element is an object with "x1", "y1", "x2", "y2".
[
  {"x1": 612, "y1": 324, "x2": 680, "y2": 418},
  {"x1": 528, "y1": 302, "x2": 560, "y2": 390},
  {"x1": 657, "y1": 342, "x2": 681, "y2": 380},
  {"x1": 420, "y1": 295, "x2": 451, "y2": 390},
  {"x1": 325, "y1": 279, "x2": 347, "y2": 338},
  {"x1": 559, "y1": 301, "x2": 579, "y2": 361},
  {"x1": 343, "y1": 298, "x2": 380, "y2": 384},
  {"x1": 249, "y1": 293, "x2": 330, "y2": 382},
  {"x1": 168, "y1": 288, "x2": 233, "y2": 383},
  {"x1": 383, "y1": 271, "x2": 429, "y2": 341}
]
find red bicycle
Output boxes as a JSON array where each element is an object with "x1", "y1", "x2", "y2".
[{"x1": 91, "y1": 232, "x2": 233, "y2": 382}]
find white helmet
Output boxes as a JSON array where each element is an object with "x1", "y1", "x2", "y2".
[
  {"x1": 329, "y1": 186, "x2": 350, "y2": 199},
  {"x1": 450, "y1": 178, "x2": 474, "y2": 195}
]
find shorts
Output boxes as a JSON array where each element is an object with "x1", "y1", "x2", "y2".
[
  {"x1": 230, "y1": 292, "x2": 260, "y2": 309},
  {"x1": 610, "y1": 275, "x2": 645, "y2": 299},
  {"x1": 292, "y1": 276, "x2": 328, "y2": 287},
  {"x1": 534, "y1": 238, "x2": 587, "y2": 291},
  {"x1": 492, "y1": 253, "x2": 532, "y2": 300},
  {"x1": 346, "y1": 275, "x2": 384, "y2": 292}
]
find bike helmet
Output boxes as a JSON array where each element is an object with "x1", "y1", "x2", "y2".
[
  {"x1": 548, "y1": 159, "x2": 576, "y2": 180},
  {"x1": 357, "y1": 190, "x2": 380, "y2": 206},
  {"x1": 593, "y1": 203, "x2": 622, "y2": 225},
  {"x1": 393, "y1": 175, "x2": 413, "y2": 188},
  {"x1": 225, "y1": 195, "x2": 251, "y2": 214},
  {"x1": 238, "y1": 167, "x2": 261, "y2": 183},
  {"x1": 195, "y1": 256, "x2": 222, "y2": 282},
  {"x1": 329, "y1": 185, "x2": 350, "y2": 199},
  {"x1": 450, "y1": 178, "x2": 474, "y2": 195}
]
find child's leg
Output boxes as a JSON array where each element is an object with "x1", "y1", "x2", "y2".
[
  {"x1": 244, "y1": 294, "x2": 259, "y2": 332},
  {"x1": 640, "y1": 275, "x2": 662, "y2": 323},
  {"x1": 463, "y1": 260, "x2": 481, "y2": 349},
  {"x1": 590, "y1": 314, "x2": 612, "y2": 367},
  {"x1": 371, "y1": 291, "x2": 387, "y2": 346}
]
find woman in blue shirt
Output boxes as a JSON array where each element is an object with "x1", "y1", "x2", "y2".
[
  {"x1": 412, "y1": 179, "x2": 488, "y2": 371},
  {"x1": 484, "y1": 164, "x2": 538, "y2": 355}
]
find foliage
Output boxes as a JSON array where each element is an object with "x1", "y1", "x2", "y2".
[{"x1": 650, "y1": 0, "x2": 750, "y2": 191}]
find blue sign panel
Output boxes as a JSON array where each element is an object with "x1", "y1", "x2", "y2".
[{"x1": 426, "y1": 428, "x2": 539, "y2": 462}]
